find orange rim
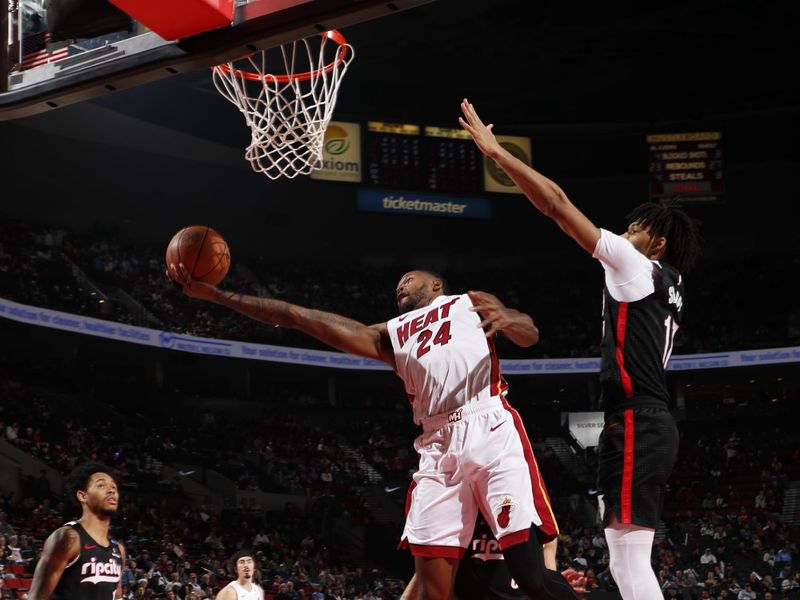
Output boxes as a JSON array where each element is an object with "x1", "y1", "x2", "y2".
[{"x1": 213, "y1": 30, "x2": 349, "y2": 83}]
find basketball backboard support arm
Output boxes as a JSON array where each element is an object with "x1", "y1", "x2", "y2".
[
  {"x1": 0, "y1": 0, "x2": 436, "y2": 121},
  {"x1": 1, "y1": 0, "x2": 9, "y2": 94}
]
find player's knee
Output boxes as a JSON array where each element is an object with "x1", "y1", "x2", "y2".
[
  {"x1": 419, "y1": 581, "x2": 451, "y2": 600},
  {"x1": 415, "y1": 569, "x2": 453, "y2": 600},
  {"x1": 608, "y1": 555, "x2": 637, "y2": 595}
]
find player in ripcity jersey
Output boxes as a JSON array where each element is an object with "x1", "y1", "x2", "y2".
[
  {"x1": 460, "y1": 98, "x2": 701, "y2": 600},
  {"x1": 29, "y1": 462, "x2": 126, "y2": 600},
  {"x1": 169, "y1": 266, "x2": 579, "y2": 600}
]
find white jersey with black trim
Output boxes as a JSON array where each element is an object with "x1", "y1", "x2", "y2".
[
  {"x1": 228, "y1": 581, "x2": 264, "y2": 600},
  {"x1": 387, "y1": 293, "x2": 506, "y2": 424}
]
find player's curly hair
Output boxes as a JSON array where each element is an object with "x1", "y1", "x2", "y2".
[
  {"x1": 627, "y1": 201, "x2": 702, "y2": 273},
  {"x1": 65, "y1": 462, "x2": 115, "y2": 506}
]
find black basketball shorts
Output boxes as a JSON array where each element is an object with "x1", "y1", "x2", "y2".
[{"x1": 596, "y1": 405, "x2": 679, "y2": 529}]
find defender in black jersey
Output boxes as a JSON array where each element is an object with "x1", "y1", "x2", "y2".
[
  {"x1": 461, "y1": 99, "x2": 701, "y2": 600},
  {"x1": 30, "y1": 463, "x2": 126, "y2": 600},
  {"x1": 402, "y1": 514, "x2": 584, "y2": 600},
  {"x1": 453, "y1": 516, "x2": 579, "y2": 600}
]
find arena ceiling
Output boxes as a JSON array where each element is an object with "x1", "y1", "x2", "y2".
[
  {"x1": 1, "y1": 0, "x2": 797, "y2": 260},
  {"x1": 76, "y1": 0, "x2": 800, "y2": 143}
]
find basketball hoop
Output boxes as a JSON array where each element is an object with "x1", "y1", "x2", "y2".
[{"x1": 212, "y1": 30, "x2": 354, "y2": 180}]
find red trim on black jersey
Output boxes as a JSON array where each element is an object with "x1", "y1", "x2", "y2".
[
  {"x1": 621, "y1": 409, "x2": 635, "y2": 523},
  {"x1": 614, "y1": 302, "x2": 634, "y2": 398}
]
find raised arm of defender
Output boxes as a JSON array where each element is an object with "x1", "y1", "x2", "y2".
[
  {"x1": 459, "y1": 99, "x2": 601, "y2": 255},
  {"x1": 167, "y1": 264, "x2": 395, "y2": 366}
]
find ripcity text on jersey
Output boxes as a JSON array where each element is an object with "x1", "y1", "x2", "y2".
[{"x1": 51, "y1": 521, "x2": 122, "y2": 600}]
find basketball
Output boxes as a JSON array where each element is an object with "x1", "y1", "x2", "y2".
[{"x1": 165, "y1": 225, "x2": 231, "y2": 286}]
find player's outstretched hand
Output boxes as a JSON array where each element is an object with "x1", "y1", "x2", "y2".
[
  {"x1": 458, "y1": 98, "x2": 502, "y2": 157},
  {"x1": 467, "y1": 290, "x2": 517, "y2": 338},
  {"x1": 166, "y1": 263, "x2": 220, "y2": 302}
]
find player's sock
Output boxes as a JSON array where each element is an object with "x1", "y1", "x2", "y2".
[
  {"x1": 604, "y1": 525, "x2": 661, "y2": 600},
  {"x1": 503, "y1": 542, "x2": 580, "y2": 600}
]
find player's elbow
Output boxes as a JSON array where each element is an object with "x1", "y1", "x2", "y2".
[
  {"x1": 541, "y1": 187, "x2": 572, "y2": 220},
  {"x1": 284, "y1": 304, "x2": 306, "y2": 328}
]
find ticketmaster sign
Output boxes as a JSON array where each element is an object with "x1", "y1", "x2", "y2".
[{"x1": 357, "y1": 189, "x2": 491, "y2": 219}]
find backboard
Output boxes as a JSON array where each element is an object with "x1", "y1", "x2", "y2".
[{"x1": 0, "y1": 0, "x2": 435, "y2": 121}]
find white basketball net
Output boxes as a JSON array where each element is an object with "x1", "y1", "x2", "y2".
[{"x1": 212, "y1": 31, "x2": 354, "y2": 180}]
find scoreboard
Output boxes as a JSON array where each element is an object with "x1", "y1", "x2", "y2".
[
  {"x1": 423, "y1": 126, "x2": 482, "y2": 194},
  {"x1": 365, "y1": 122, "x2": 423, "y2": 189},
  {"x1": 647, "y1": 132, "x2": 724, "y2": 202},
  {"x1": 365, "y1": 121, "x2": 483, "y2": 194}
]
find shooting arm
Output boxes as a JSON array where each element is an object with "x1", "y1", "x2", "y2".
[
  {"x1": 168, "y1": 264, "x2": 394, "y2": 366},
  {"x1": 214, "y1": 290, "x2": 394, "y2": 365}
]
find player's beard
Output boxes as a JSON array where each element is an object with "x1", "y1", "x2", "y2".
[
  {"x1": 92, "y1": 497, "x2": 118, "y2": 517},
  {"x1": 398, "y1": 290, "x2": 427, "y2": 314}
]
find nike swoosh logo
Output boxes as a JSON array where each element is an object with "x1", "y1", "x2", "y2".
[
  {"x1": 84, "y1": 544, "x2": 97, "y2": 550},
  {"x1": 604, "y1": 422, "x2": 621, "y2": 432},
  {"x1": 489, "y1": 421, "x2": 506, "y2": 432},
  {"x1": 385, "y1": 486, "x2": 401, "y2": 493}
]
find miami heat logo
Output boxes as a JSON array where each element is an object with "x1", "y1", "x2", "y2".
[{"x1": 496, "y1": 496, "x2": 515, "y2": 528}]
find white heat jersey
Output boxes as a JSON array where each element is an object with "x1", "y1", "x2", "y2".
[
  {"x1": 387, "y1": 293, "x2": 506, "y2": 424},
  {"x1": 228, "y1": 581, "x2": 264, "y2": 600}
]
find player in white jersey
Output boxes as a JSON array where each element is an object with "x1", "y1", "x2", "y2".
[
  {"x1": 168, "y1": 266, "x2": 577, "y2": 600},
  {"x1": 217, "y1": 551, "x2": 263, "y2": 600}
]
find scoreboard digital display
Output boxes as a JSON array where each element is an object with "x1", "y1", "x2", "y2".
[
  {"x1": 365, "y1": 122, "x2": 483, "y2": 194},
  {"x1": 365, "y1": 121, "x2": 423, "y2": 189},
  {"x1": 423, "y1": 126, "x2": 482, "y2": 194},
  {"x1": 647, "y1": 132, "x2": 723, "y2": 202}
]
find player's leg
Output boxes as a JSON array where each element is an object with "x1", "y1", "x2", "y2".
[
  {"x1": 402, "y1": 426, "x2": 476, "y2": 600},
  {"x1": 599, "y1": 407, "x2": 679, "y2": 600},
  {"x1": 414, "y1": 557, "x2": 459, "y2": 600},
  {"x1": 604, "y1": 516, "x2": 661, "y2": 600},
  {"x1": 543, "y1": 537, "x2": 558, "y2": 570},
  {"x1": 502, "y1": 534, "x2": 580, "y2": 600},
  {"x1": 400, "y1": 574, "x2": 419, "y2": 600},
  {"x1": 472, "y1": 405, "x2": 578, "y2": 600}
]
